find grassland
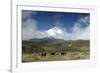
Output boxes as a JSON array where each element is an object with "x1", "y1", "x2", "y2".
[{"x1": 22, "y1": 38, "x2": 90, "y2": 62}]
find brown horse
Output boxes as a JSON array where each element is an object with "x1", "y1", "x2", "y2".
[
  {"x1": 61, "y1": 52, "x2": 66, "y2": 56},
  {"x1": 41, "y1": 53, "x2": 46, "y2": 57},
  {"x1": 50, "y1": 52, "x2": 55, "y2": 56}
]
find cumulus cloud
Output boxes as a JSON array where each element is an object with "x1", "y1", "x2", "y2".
[
  {"x1": 22, "y1": 12, "x2": 90, "y2": 40},
  {"x1": 67, "y1": 26, "x2": 90, "y2": 40},
  {"x1": 22, "y1": 18, "x2": 44, "y2": 40},
  {"x1": 70, "y1": 16, "x2": 90, "y2": 40}
]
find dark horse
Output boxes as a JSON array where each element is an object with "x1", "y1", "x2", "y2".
[
  {"x1": 50, "y1": 52, "x2": 55, "y2": 56},
  {"x1": 61, "y1": 52, "x2": 66, "y2": 56},
  {"x1": 41, "y1": 53, "x2": 46, "y2": 57}
]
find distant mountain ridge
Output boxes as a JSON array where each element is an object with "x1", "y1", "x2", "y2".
[
  {"x1": 23, "y1": 37, "x2": 89, "y2": 48},
  {"x1": 24, "y1": 37, "x2": 66, "y2": 44}
]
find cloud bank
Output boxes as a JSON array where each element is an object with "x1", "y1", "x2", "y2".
[{"x1": 22, "y1": 11, "x2": 90, "y2": 40}]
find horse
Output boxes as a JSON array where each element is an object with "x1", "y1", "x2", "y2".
[
  {"x1": 61, "y1": 52, "x2": 66, "y2": 56},
  {"x1": 50, "y1": 52, "x2": 55, "y2": 56},
  {"x1": 41, "y1": 53, "x2": 46, "y2": 57}
]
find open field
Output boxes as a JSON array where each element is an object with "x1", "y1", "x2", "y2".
[
  {"x1": 22, "y1": 51, "x2": 89, "y2": 62},
  {"x1": 22, "y1": 38, "x2": 90, "y2": 62}
]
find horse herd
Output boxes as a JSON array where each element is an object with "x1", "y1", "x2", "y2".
[
  {"x1": 39, "y1": 52, "x2": 67, "y2": 57},
  {"x1": 38, "y1": 51, "x2": 81, "y2": 59}
]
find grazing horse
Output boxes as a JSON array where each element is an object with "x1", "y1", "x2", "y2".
[
  {"x1": 41, "y1": 53, "x2": 46, "y2": 57},
  {"x1": 61, "y1": 52, "x2": 66, "y2": 56},
  {"x1": 50, "y1": 52, "x2": 55, "y2": 56}
]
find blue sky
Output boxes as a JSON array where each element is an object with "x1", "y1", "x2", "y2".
[
  {"x1": 22, "y1": 10, "x2": 89, "y2": 32},
  {"x1": 22, "y1": 10, "x2": 90, "y2": 40}
]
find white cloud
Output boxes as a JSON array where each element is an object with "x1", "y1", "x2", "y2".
[
  {"x1": 68, "y1": 26, "x2": 90, "y2": 40},
  {"x1": 68, "y1": 16, "x2": 90, "y2": 40},
  {"x1": 56, "y1": 16, "x2": 90, "y2": 40},
  {"x1": 22, "y1": 14, "x2": 90, "y2": 40},
  {"x1": 77, "y1": 26, "x2": 90, "y2": 40},
  {"x1": 22, "y1": 11, "x2": 45, "y2": 40},
  {"x1": 22, "y1": 18, "x2": 41, "y2": 40}
]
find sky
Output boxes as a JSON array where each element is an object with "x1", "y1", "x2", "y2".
[{"x1": 22, "y1": 10, "x2": 90, "y2": 40}]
